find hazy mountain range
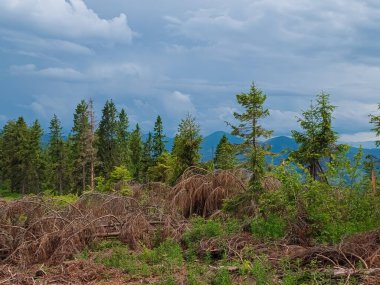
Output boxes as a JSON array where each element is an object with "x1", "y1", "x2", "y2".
[
  {"x1": 42, "y1": 131, "x2": 380, "y2": 163},
  {"x1": 165, "y1": 131, "x2": 380, "y2": 163}
]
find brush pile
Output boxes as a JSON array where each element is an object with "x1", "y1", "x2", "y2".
[
  {"x1": 170, "y1": 167, "x2": 247, "y2": 217},
  {"x1": 0, "y1": 191, "x2": 184, "y2": 267}
]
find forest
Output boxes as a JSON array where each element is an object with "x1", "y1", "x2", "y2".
[{"x1": 1, "y1": 83, "x2": 380, "y2": 284}]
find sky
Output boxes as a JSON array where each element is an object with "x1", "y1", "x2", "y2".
[{"x1": 1, "y1": 0, "x2": 380, "y2": 144}]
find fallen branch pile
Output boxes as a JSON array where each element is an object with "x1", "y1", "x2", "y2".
[{"x1": 0, "y1": 192, "x2": 185, "y2": 267}]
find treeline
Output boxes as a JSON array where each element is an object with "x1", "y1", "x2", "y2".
[
  {"x1": 0, "y1": 99, "x2": 206, "y2": 195},
  {"x1": 1, "y1": 83, "x2": 380, "y2": 196}
]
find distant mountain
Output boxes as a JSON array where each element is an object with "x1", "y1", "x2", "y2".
[
  {"x1": 44, "y1": 130, "x2": 380, "y2": 163},
  {"x1": 201, "y1": 131, "x2": 243, "y2": 161},
  {"x1": 198, "y1": 132, "x2": 380, "y2": 164}
]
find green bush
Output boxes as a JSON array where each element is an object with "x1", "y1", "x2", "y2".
[{"x1": 251, "y1": 213, "x2": 286, "y2": 239}]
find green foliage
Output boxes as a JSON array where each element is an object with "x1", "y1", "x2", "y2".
[
  {"x1": 369, "y1": 103, "x2": 380, "y2": 147},
  {"x1": 258, "y1": 160, "x2": 380, "y2": 243},
  {"x1": 325, "y1": 144, "x2": 366, "y2": 190},
  {"x1": 148, "y1": 152, "x2": 176, "y2": 183},
  {"x1": 0, "y1": 117, "x2": 44, "y2": 194},
  {"x1": 0, "y1": 187, "x2": 22, "y2": 200},
  {"x1": 214, "y1": 135, "x2": 237, "y2": 170},
  {"x1": 47, "y1": 114, "x2": 72, "y2": 195},
  {"x1": 97, "y1": 100, "x2": 119, "y2": 178},
  {"x1": 183, "y1": 217, "x2": 240, "y2": 244},
  {"x1": 71, "y1": 100, "x2": 96, "y2": 195},
  {"x1": 211, "y1": 268, "x2": 232, "y2": 285},
  {"x1": 228, "y1": 82, "x2": 272, "y2": 192},
  {"x1": 141, "y1": 132, "x2": 154, "y2": 183},
  {"x1": 291, "y1": 92, "x2": 338, "y2": 181},
  {"x1": 251, "y1": 213, "x2": 286, "y2": 240},
  {"x1": 128, "y1": 124, "x2": 143, "y2": 181},
  {"x1": 251, "y1": 258, "x2": 273, "y2": 285},
  {"x1": 172, "y1": 114, "x2": 202, "y2": 178},
  {"x1": 116, "y1": 108, "x2": 130, "y2": 167},
  {"x1": 94, "y1": 239, "x2": 183, "y2": 279},
  {"x1": 95, "y1": 165, "x2": 131, "y2": 194},
  {"x1": 153, "y1": 115, "x2": 167, "y2": 159}
]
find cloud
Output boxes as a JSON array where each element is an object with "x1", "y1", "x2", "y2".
[
  {"x1": 10, "y1": 64, "x2": 84, "y2": 80},
  {"x1": 339, "y1": 132, "x2": 378, "y2": 143},
  {"x1": 9, "y1": 62, "x2": 144, "y2": 81},
  {"x1": 0, "y1": 0, "x2": 134, "y2": 43},
  {"x1": 163, "y1": 91, "x2": 196, "y2": 117}
]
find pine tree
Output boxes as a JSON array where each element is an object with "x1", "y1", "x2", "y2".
[
  {"x1": 291, "y1": 92, "x2": 338, "y2": 181},
  {"x1": 1, "y1": 118, "x2": 29, "y2": 193},
  {"x1": 128, "y1": 124, "x2": 143, "y2": 180},
  {"x1": 26, "y1": 120, "x2": 44, "y2": 193},
  {"x1": 172, "y1": 114, "x2": 202, "y2": 176},
  {"x1": 116, "y1": 108, "x2": 130, "y2": 167},
  {"x1": 97, "y1": 100, "x2": 118, "y2": 178},
  {"x1": 0, "y1": 118, "x2": 44, "y2": 194},
  {"x1": 141, "y1": 132, "x2": 154, "y2": 182},
  {"x1": 152, "y1": 115, "x2": 166, "y2": 159},
  {"x1": 214, "y1": 134, "x2": 237, "y2": 170},
  {"x1": 228, "y1": 82, "x2": 272, "y2": 191},
  {"x1": 71, "y1": 100, "x2": 96, "y2": 195},
  {"x1": 47, "y1": 114, "x2": 72, "y2": 195}
]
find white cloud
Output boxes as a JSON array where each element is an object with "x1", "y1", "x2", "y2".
[
  {"x1": 9, "y1": 62, "x2": 144, "y2": 81},
  {"x1": 339, "y1": 132, "x2": 377, "y2": 143},
  {"x1": 87, "y1": 63, "x2": 143, "y2": 79},
  {"x1": 163, "y1": 91, "x2": 196, "y2": 117},
  {"x1": 0, "y1": 0, "x2": 134, "y2": 43},
  {"x1": 10, "y1": 64, "x2": 84, "y2": 80}
]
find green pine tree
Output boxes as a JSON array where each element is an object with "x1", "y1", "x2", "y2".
[
  {"x1": 116, "y1": 108, "x2": 130, "y2": 167},
  {"x1": 152, "y1": 115, "x2": 166, "y2": 159},
  {"x1": 214, "y1": 134, "x2": 237, "y2": 170},
  {"x1": 128, "y1": 124, "x2": 143, "y2": 181},
  {"x1": 228, "y1": 82, "x2": 272, "y2": 192},
  {"x1": 71, "y1": 100, "x2": 96, "y2": 195},
  {"x1": 291, "y1": 92, "x2": 338, "y2": 181},
  {"x1": 47, "y1": 114, "x2": 72, "y2": 195},
  {"x1": 97, "y1": 100, "x2": 118, "y2": 178},
  {"x1": 141, "y1": 132, "x2": 154, "y2": 182},
  {"x1": 172, "y1": 114, "x2": 202, "y2": 177}
]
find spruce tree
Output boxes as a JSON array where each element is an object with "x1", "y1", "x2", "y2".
[
  {"x1": 0, "y1": 118, "x2": 44, "y2": 194},
  {"x1": 152, "y1": 115, "x2": 166, "y2": 159},
  {"x1": 97, "y1": 100, "x2": 118, "y2": 178},
  {"x1": 228, "y1": 82, "x2": 272, "y2": 192},
  {"x1": 1, "y1": 118, "x2": 29, "y2": 193},
  {"x1": 141, "y1": 132, "x2": 154, "y2": 182},
  {"x1": 128, "y1": 124, "x2": 143, "y2": 180},
  {"x1": 172, "y1": 114, "x2": 202, "y2": 175},
  {"x1": 26, "y1": 120, "x2": 44, "y2": 193},
  {"x1": 214, "y1": 134, "x2": 237, "y2": 170},
  {"x1": 71, "y1": 100, "x2": 96, "y2": 195},
  {"x1": 116, "y1": 108, "x2": 130, "y2": 167},
  {"x1": 291, "y1": 92, "x2": 338, "y2": 181},
  {"x1": 47, "y1": 114, "x2": 72, "y2": 195}
]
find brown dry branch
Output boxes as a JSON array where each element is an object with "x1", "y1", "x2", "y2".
[
  {"x1": 288, "y1": 230, "x2": 380, "y2": 271},
  {"x1": 0, "y1": 191, "x2": 183, "y2": 267},
  {"x1": 170, "y1": 168, "x2": 248, "y2": 217}
]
